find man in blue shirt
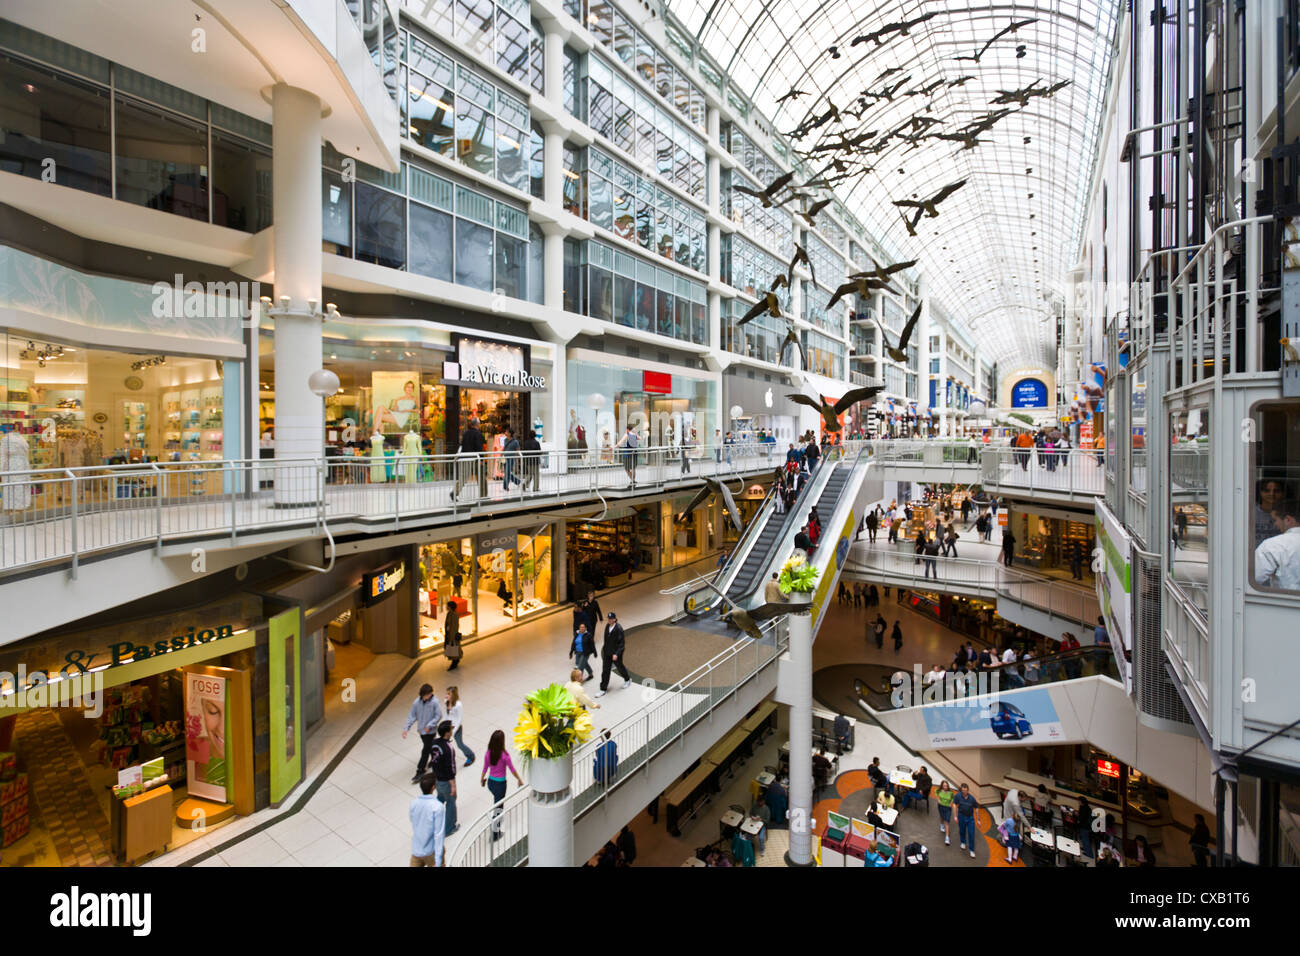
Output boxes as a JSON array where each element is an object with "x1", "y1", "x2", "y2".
[
  {"x1": 594, "y1": 729, "x2": 618, "y2": 785},
  {"x1": 409, "y1": 772, "x2": 447, "y2": 866},
  {"x1": 402, "y1": 683, "x2": 444, "y2": 783},
  {"x1": 954, "y1": 782, "x2": 979, "y2": 858}
]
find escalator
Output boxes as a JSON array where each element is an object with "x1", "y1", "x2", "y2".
[{"x1": 684, "y1": 448, "x2": 873, "y2": 622}]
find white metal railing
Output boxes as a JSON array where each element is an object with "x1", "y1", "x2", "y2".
[
  {"x1": 845, "y1": 546, "x2": 1101, "y2": 627},
  {"x1": 449, "y1": 615, "x2": 789, "y2": 866},
  {"x1": 979, "y1": 446, "x2": 1106, "y2": 497},
  {"x1": 1163, "y1": 578, "x2": 1211, "y2": 719},
  {"x1": 0, "y1": 442, "x2": 782, "y2": 575}
]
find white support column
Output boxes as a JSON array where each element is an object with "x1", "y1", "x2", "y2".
[
  {"x1": 544, "y1": 29, "x2": 564, "y2": 104},
  {"x1": 542, "y1": 132, "x2": 566, "y2": 312},
  {"x1": 550, "y1": 343, "x2": 568, "y2": 462},
  {"x1": 553, "y1": 518, "x2": 568, "y2": 604},
  {"x1": 270, "y1": 84, "x2": 324, "y2": 505},
  {"x1": 526, "y1": 755, "x2": 575, "y2": 867},
  {"x1": 785, "y1": 608, "x2": 815, "y2": 866}
]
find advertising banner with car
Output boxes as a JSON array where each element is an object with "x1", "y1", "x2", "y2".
[{"x1": 920, "y1": 687, "x2": 1064, "y2": 747}]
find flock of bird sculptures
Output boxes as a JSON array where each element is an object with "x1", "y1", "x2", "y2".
[{"x1": 731, "y1": 12, "x2": 1070, "y2": 400}]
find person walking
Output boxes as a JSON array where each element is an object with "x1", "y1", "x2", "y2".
[
  {"x1": 452, "y1": 414, "x2": 487, "y2": 500},
  {"x1": 1001, "y1": 529, "x2": 1016, "y2": 567},
  {"x1": 617, "y1": 424, "x2": 639, "y2": 486},
  {"x1": 999, "y1": 814, "x2": 1022, "y2": 864},
  {"x1": 595, "y1": 611, "x2": 630, "y2": 698},
  {"x1": 680, "y1": 431, "x2": 691, "y2": 475},
  {"x1": 520, "y1": 427, "x2": 542, "y2": 491},
  {"x1": 866, "y1": 507, "x2": 878, "y2": 543},
  {"x1": 1070, "y1": 541, "x2": 1084, "y2": 579},
  {"x1": 936, "y1": 781, "x2": 955, "y2": 845},
  {"x1": 873, "y1": 614, "x2": 887, "y2": 650},
  {"x1": 443, "y1": 600, "x2": 462, "y2": 671},
  {"x1": 480, "y1": 729, "x2": 523, "y2": 841},
  {"x1": 1189, "y1": 813, "x2": 1213, "y2": 867},
  {"x1": 944, "y1": 523, "x2": 959, "y2": 559},
  {"x1": 868, "y1": 584, "x2": 879, "y2": 608},
  {"x1": 923, "y1": 536, "x2": 940, "y2": 579},
  {"x1": 617, "y1": 825, "x2": 637, "y2": 865},
  {"x1": 409, "y1": 772, "x2": 447, "y2": 866},
  {"x1": 891, "y1": 620, "x2": 904, "y2": 654},
  {"x1": 430, "y1": 719, "x2": 459, "y2": 835},
  {"x1": 805, "y1": 436, "x2": 820, "y2": 475},
  {"x1": 569, "y1": 621, "x2": 596, "y2": 681},
  {"x1": 566, "y1": 668, "x2": 602, "y2": 709},
  {"x1": 954, "y1": 782, "x2": 979, "y2": 858},
  {"x1": 402, "y1": 683, "x2": 445, "y2": 783},
  {"x1": 445, "y1": 686, "x2": 475, "y2": 767},
  {"x1": 585, "y1": 591, "x2": 604, "y2": 635},
  {"x1": 501, "y1": 427, "x2": 522, "y2": 490},
  {"x1": 960, "y1": 496, "x2": 971, "y2": 525}
]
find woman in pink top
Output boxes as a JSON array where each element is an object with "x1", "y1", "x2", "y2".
[{"x1": 481, "y1": 729, "x2": 524, "y2": 840}]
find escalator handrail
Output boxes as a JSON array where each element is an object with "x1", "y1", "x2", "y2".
[
  {"x1": 727, "y1": 449, "x2": 852, "y2": 603},
  {"x1": 683, "y1": 480, "x2": 780, "y2": 615}
]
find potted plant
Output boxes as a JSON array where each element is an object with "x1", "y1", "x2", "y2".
[
  {"x1": 513, "y1": 682, "x2": 595, "y2": 792},
  {"x1": 778, "y1": 552, "x2": 819, "y2": 604}
]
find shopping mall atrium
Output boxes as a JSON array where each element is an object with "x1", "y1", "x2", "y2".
[{"x1": 0, "y1": 0, "x2": 1295, "y2": 875}]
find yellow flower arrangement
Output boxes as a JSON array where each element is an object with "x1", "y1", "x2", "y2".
[{"x1": 513, "y1": 682, "x2": 595, "y2": 761}]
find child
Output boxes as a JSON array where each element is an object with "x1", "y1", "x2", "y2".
[{"x1": 999, "y1": 815, "x2": 1021, "y2": 864}]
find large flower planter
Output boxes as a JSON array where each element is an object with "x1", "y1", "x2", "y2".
[{"x1": 528, "y1": 752, "x2": 573, "y2": 794}]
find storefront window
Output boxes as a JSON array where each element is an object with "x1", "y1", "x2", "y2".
[
  {"x1": 258, "y1": 322, "x2": 453, "y2": 459},
  {"x1": 419, "y1": 537, "x2": 475, "y2": 648},
  {"x1": 210, "y1": 129, "x2": 272, "y2": 232},
  {"x1": 1168, "y1": 407, "x2": 1210, "y2": 614},
  {"x1": 1009, "y1": 510, "x2": 1095, "y2": 581},
  {"x1": 567, "y1": 357, "x2": 715, "y2": 457},
  {"x1": 1249, "y1": 400, "x2": 1300, "y2": 594},
  {"x1": 0, "y1": 333, "x2": 235, "y2": 475}
]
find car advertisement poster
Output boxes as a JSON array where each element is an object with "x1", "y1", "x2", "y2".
[{"x1": 920, "y1": 687, "x2": 1065, "y2": 747}]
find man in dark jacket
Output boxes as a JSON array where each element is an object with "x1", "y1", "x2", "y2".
[
  {"x1": 519, "y1": 429, "x2": 542, "y2": 490},
  {"x1": 454, "y1": 415, "x2": 486, "y2": 499},
  {"x1": 865, "y1": 508, "x2": 878, "y2": 543},
  {"x1": 595, "y1": 611, "x2": 630, "y2": 697},
  {"x1": 805, "y1": 437, "x2": 820, "y2": 474},
  {"x1": 584, "y1": 592, "x2": 603, "y2": 634},
  {"x1": 502, "y1": 427, "x2": 522, "y2": 490},
  {"x1": 794, "y1": 526, "x2": 813, "y2": 554}
]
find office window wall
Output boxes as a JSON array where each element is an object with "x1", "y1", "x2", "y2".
[
  {"x1": 723, "y1": 301, "x2": 798, "y2": 368},
  {"x1": 580, "y1": 241, "x2": 706, "y2": 345},
  {"x1": 401, "y1": 31, "x2": 530, "y2": 194},
  {"x1": 585, "y1": 0, "x2": 705, "y2": 130},
  {"x1": 324, "y1": 148, "x2": 530, "y2": 298},
  {"x1": 586, "y1": 53, "x2": 705, "y2": 202},
  {"x1": 723, "y1": 169, "x2": 793, "y2": 260},
  {"x1": 722, "y1": 235, "x2": 789, "y2": 309},
  {"x1": 802, "y1": 329, "x2": 845, "y2": 380},
  {"x1": 402, "y1": 0, "x2": 537, "y2": 88},
  {"x1": 576, "y1": 146, "x2": 706, "y2": 273}
]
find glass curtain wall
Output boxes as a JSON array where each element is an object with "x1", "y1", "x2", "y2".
[
  {"x1": 0, "y1": 39, "x2": 271, "y2": 232},
  {"x1": 580, "y1": 241, "x2": 706, "y2": 345},
  {"x1": 402, "y1": 0, "x2": 538, "y2": 88}
]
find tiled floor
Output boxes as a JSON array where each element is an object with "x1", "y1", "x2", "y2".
[{"x1": 151, "y1": 554, "x2": 723, "y2": 867}]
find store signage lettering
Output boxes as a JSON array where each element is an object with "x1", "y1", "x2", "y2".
[
  {"x1": 443, "y1": 360, "x2": 545, "y2": 390},
  {"x1": 366, "y1": 561, "x2": 406, "y2": 602},
  {"x1": 462, "y1": 364, "x2": 546, "y2": 389},
  {"x1": 19, "y1": 623, "x2": 240, "y2": 683},
  {"x1": 1097, "y1": 759, "x2": 1120, "y2": 778}
]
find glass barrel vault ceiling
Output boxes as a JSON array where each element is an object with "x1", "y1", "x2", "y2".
[{"x1": 668, "y1": 0, "x2": 1121, "y2": 369}]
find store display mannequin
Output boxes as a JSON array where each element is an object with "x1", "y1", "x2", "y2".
[
  {"x1": 401, "y1": 426, "x2": 421, "y2": 483},
  {"x1": 369, "y1": 428, "x2": 387, "y2": 483},
  {"x1": 1, "y1": 425, "x2": 32, "y2": 511}
]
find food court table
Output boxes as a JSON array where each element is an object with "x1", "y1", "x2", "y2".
[
  {"x1": 1030, "y1": 827, "x2": 1055, "y2": 848},
  {"x1": 755, "y1": 771, "x2": 775, "y2": 788},
  {"x1": 720, "y1": 809, "x2": 743, "y2": 831},
  {"x1": 1056, "y1": 834, "x2": 1081, "y2": 857},
  {"x1": 682, "y1": 856, "x2": 707, "y2": 867},
  {"x1": 876, "y1": 807, "x2": 899, "y2": 827},
  {"x1": 740, "y1": 816, "x2": 765, "y2": 837}
]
